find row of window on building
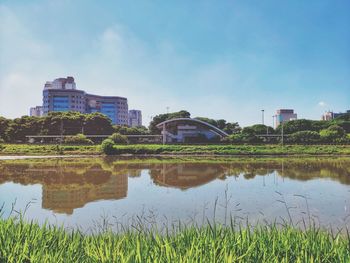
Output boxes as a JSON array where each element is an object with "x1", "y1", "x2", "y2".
[{"x1": 29, "y1": 76, "x2": 142, "y2": 127}]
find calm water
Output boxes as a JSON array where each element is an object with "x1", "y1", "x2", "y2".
[{"x1": 0, "y1": 157, "x2": 349, "y2": 231}]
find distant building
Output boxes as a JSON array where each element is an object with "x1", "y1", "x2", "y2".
[
  {"x1": 42, "y1": 76, "x2": 128, "y2": 125},
  {"x1": 30, "y1": 106, "x2": 43, "y2": 117},
  {"x1": 156, "y1": 118, "x2": 228, "y2": 144},
  {"x1": 322, "y1": 110, "x2": 350, "y2": 121},
  {"x1": 276, "y1": 109, "x2": 297, "y2": 127},
  {"x1": 128, "y1": 110, "x2": 142, "y2": 127}
]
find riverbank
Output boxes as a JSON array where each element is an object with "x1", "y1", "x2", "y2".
[
  {"x1": 1, "y1": 143, "x2": 350, "y2": 156},
  {"x1": 1, "y1": 218, "x2": 349, "y2": 262}
]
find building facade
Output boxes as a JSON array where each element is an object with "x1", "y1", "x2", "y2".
[
  {"x1": 41, "y1": 76, "x2": 128, "y2": 125},
  {"x1": 275, "y1": 109, "x2": 297, "y2": 127},
  {"x1": 128, "y1": 110, "x2": 142, "y2": 127},
  {"x1": 322, "y1": 110, "x2": 350, "y2": 121},
  {"x1": 156, "y1": 118, "x2": 228, "y2": 144},
  {"x1": 30, "y1": 106, "x2": 43, "y2": 117}
]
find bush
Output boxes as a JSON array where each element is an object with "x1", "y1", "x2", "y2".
[
  {"x1": 109, "y1": 133, "x2": 128, "y2": 144},
  {"x1": 223, "y1": 133, "x2": 263, "y2": 144},
  {"x1": 288, "y1": 131, "x2": 320, "y2": 144},
  {"x1": 101, "y1": 139, "x2": 116, "y2": 155},
  {"x1": 64, "y1": 134, "x2": 93, "y2": 145},
  {"x1": 319, "y1": 125, "x2": 346, "y2": 143}
]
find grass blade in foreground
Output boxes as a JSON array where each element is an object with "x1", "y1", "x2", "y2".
[{"x1": 0, "y1": 218, "x2": 349, "y2": 262}]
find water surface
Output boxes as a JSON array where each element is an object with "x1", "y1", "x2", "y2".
[{"x1": 0, "y1": 157, "x2": 349, "y2": 231}]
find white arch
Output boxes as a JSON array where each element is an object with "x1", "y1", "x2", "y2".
[{"x1": 156, "y1": 118, "x2": 229, "y2": 137}]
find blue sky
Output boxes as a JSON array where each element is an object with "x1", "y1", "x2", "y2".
[{"x1": 0, "y1": 0, "x2": 349, "y2": 126}]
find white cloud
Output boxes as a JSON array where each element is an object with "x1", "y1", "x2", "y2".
[{"x1": 318, "y1": 101, "x2": 326, "y2": 107}]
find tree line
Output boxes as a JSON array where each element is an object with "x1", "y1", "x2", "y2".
[
  {"x1": 0, "y1": 112, "x2": 147, "y2": 143},
  {"x1": 0, "y1": 110, "x2": 349, "y2": 144}
]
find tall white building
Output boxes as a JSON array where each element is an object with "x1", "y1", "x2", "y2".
[{"x1": 128, "y1": 110, "x2": 142, "y2": 127}]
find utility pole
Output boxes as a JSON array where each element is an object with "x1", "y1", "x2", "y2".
[
  {"x1": 166, "y1": 107, "x2": 170, "y2": 114},
  {"x1": 60, "y1": 119, "x2": 63, "y2": 145},
  {"x1": 272, "y1": 115, "x2": 275, "y2": 129},
  {"x1": 281, "y1": 121, "x2": 284, "y2": 147}
]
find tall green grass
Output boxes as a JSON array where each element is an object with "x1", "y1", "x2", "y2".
[
  {"x1": 106, "y1": 144, "x2": 350, "y2": 155},
  {"x1": 0, "y1": 218, "x2": 349, "y2": 262},
  {"x1": 1, "y1": 143, "x2": 350, "y2": 156}
]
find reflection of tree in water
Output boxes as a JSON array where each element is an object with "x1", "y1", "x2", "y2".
[{"x1": 0, "y1": 157, "x2": 349, "y2": 213}]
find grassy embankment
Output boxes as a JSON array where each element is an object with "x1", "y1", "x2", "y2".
[
  {"x1": 0, "y1": 218, "x2": 349, "y2": 262},
  {"x1": 1, "y1": 144, "x2": 350, "y2": 156}
]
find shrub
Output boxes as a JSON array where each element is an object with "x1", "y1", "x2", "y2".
[
  {"x1": 109, "y1": 133, "x2": 129, "y2": 144},
  {"x1": 64, "y1": 134, "x2": 93, "y2": 145},
  {"x1": 288, "y1": 131, "x2": 320, "y2": 144},
  {"x1": 319, "y1": 125, "x2": 346, "y2": 143},
  {"x1": 101, "y1": 139, "x2": 116, "y2": 155}
]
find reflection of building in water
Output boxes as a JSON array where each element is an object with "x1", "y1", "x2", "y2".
[
  {"x1": 150, "y1": 164, "x2": 227, "y2": 189},
  {"x1": 42, "y1": 173, "x2": 127, "y2": 214},
  {"x1": 0, "y1": 161, "x2": 129, "y2": 215}
]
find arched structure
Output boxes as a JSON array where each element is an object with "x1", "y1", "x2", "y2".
[{"x1": 156, "y1": 118, "x2": 228, "y2": 144}]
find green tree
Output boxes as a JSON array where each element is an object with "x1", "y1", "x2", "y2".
[
  {"x1": 84, "y1": 113, "x2": 114, "y2": 135},
  {"x1": 5, "y1": 116, "x2": 43, "y2": 142},
  {"x1": 319, "y1": 125, "x2": 346, "y2": 143},
  {"x1": 276, "y1": 119, "x2": 329, "y2": 134},
  {"x1": 288, "y1": 131, "x2": 320, "y2": 144},
  {"x1": 108, "y1": 133, "x2": 128, "y2": 144},
  {"x1": 242, "y1": 124, "x2": 274, "y2": 135},
  {"x1": 64, "y1": 134, "x2": 93, "y2": 145},
  {"x1": 0, "y1": 117, "x2": 11, "y2": 141},
  {"x1": 101, "y1": 139, "x2": 116, "y2": 155},
  {"x1": 114, "y1": 125, "x2": 149, "y2": 135}
]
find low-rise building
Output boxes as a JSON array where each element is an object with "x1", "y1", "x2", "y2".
[{"x1": 156, "y1": 118, "x2": 228, "y2": 144}]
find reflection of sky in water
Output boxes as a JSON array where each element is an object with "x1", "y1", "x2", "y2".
[{"x1": 0, "y1": 157, "x2": 349, "y2": 231}]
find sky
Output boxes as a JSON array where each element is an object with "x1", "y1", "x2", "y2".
[{"x1": 0, "y1": 0, "x2": 349, "y2": 127}]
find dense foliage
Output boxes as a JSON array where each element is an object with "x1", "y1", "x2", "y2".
[
  {"x1": 1, "y1": 111, "x2": 349, "y2": 144},
  {"x1": 1, "y1": 218, "x2": 349, "y2": 262},
  {"x1": 225, "y1": 115, "x2": 350, "y2": 144},
  {"x1": 100, "y1": 143, "x2": 350, "y2": 155},
  {"x1": 0, "y1": 112, "x2": 114, "y2": 143},
  {"x1": 113, "y1": 125, "x2": 149, "y2": 135},
  {"x1": 64, "y1": 134, "x2": 93, "y2": 145},
  {"x1": 108, "y1": 133, "x2": 129, "y2": 144}
]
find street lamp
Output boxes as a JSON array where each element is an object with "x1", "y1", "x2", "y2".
[{"x1": 261, "y1": 109, "x2": 265, "y2": 125}]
